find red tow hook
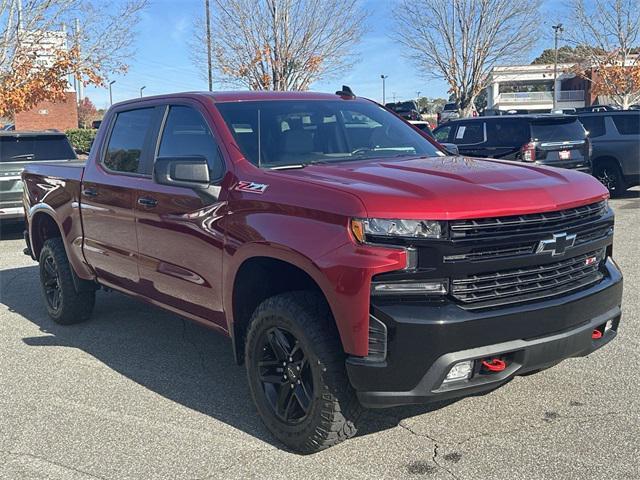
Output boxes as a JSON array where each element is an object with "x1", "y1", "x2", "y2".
[
  {"x1": 592, "y1": 329, "x2": 603, "y2": 340},
  {"x1": 481, "y1": 358, "x2": 506, "y2": 372}
]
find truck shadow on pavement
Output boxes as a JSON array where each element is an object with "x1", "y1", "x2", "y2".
[{"x1": 1, "y1": 264, "x2": 459, "y2": 451}]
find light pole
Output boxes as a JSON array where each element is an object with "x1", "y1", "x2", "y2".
[
  {"x1": 205, "y1": 0, "x2": 213, "y2": 91},
  {"x1": 380, "y1": 75, "x2": 388, "y2": 104},
  {"x1": 552, "y1": 23, "x2": 564, "y2": 111},
  {"x1": 109, "y1": 80, "x2": 116, "y2": 105},
  {"x1": 140, "y1": 86, "x2": 146, "y2": 98}
]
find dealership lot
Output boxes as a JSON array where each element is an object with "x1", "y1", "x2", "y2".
[{"x1": 0, "y1": 191, "x2": 638, "y2": 480}]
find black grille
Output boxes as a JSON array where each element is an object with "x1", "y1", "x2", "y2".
[
  {"x1": 449, "y1": 201, "x2": 607, "y2": 239},
  {"x1": 451, "y1": 250, "x2": 605, "y2": 308}
]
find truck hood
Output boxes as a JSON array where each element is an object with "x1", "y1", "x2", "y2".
[{"x1": 276, "y1": 155, "x2": 608, "y2": 219}]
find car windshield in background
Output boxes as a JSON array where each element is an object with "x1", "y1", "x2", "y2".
[
  {"x1": 389, "y1": 102, "x2": 415, "y2": 112},
  {"x1": 530, "y1": 119, "x2": 586, "y2": 142},
  {"x1": 216, "y1": 100, "x2": 444, "y2": 168},
  {"x1": 0, "y1": 135, "x2": 76, "y2": 162}
]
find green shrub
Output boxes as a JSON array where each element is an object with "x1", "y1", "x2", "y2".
[{"x1": 65, "y1": 129, "x2": 98, "y2": 154}]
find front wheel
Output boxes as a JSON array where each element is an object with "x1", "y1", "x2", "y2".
[{"x1": 245, "y1": 291, "x2": 361, "y2": 453}]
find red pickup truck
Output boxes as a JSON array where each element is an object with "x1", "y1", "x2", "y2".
[{"x1": 22, "y1": 90, "x2": 623, "y2": 453}]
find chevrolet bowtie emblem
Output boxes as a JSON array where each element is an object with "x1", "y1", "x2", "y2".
[{"x1": 536, "y1": 232, "x2": 577, "y2": 256}]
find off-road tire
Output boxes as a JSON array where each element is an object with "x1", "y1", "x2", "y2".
[
  {"x1": 39, "y1": 238, "x2": 95, "y2": 324},
  {"x1": 245, "y1": 291, "x2": 362, "y2": 454},
  {"x1": 594, "y1": 159, "x2": 626, "y2": 196}
]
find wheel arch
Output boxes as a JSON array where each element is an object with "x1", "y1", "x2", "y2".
[{"x1": 227, "y1": 247, "x2": 338, "y2": 365}]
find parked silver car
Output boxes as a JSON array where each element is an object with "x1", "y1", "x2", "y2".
[
  {"x1": 578, "y1": 111, "x2": 640, "y2": 195},
  {"x1": 0, "y1": 132, "x2": 77, "y2": 221}
]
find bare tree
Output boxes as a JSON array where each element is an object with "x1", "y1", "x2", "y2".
[
  {"x1": 191, "y1": 0, "x2": 367, "y2": 91},
  {"x1": 0, "y1": 0, "x2": 148, "y2": 116},
  {"x1": 565, "y1": 0, "x2": 640, "y2": 109},
  {"x1": 394, "y1": 0, "x2": 541, "y2": 116}
]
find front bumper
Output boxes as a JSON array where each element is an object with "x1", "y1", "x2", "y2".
[{"x1": 346, "y1": 258, "x2": 623, "y2": 408}]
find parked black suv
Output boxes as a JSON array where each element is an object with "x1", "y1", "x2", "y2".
[
  {"x1": 433, "y1": 115, "x2": 591, "y2": 173},
  {"x1": 578, "y1": 110, "x2": 640, "y2": 195}
]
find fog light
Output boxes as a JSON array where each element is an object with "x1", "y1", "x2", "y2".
[
  {"x1": 605, "y1": 319, "x2": 614, "y2": 332},
  {"x1": 371, "y1": 280, "x2": 448, "y2": 296},
  {"x1": 443, "y1": 360, "x2": 474, "y2": 383}
]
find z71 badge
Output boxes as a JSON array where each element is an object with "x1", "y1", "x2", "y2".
[{"x1": 236, "y1": 181, "x2": 269, "y2": 194}]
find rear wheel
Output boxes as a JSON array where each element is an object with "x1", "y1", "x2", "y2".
[
  {"x1": 594, "y1": 159, "x2": 626, "y2": 196},
  {"x1": 39, "y1": 238, "x2": 95, "y2": 324},
  {"x1": 245, "y1": 291, "x2": 361, "y2": 453}
]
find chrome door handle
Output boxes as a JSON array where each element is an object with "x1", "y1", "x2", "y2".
[
  {"x1": 137, "y1": 196, "x2": 158, "y2": 207},
  {"x1": 82, "y1": 187, "x2": 98, "y2": 197}
]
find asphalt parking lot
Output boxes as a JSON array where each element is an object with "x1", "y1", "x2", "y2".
[{"x1": 1, "y1": 190, "x2": 639, "y2": 480}]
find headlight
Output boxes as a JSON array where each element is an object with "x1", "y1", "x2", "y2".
[{"x1": 351, "y1": 218, "x2": 444, "y2": 242}]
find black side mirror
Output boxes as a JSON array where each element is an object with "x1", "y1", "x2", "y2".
[
  {"x1": 440, "y1": 143, "x2": 459, "y2": 155},
  {"x1": 154, "y1": 156, "x2": 210, "y2": 189}
]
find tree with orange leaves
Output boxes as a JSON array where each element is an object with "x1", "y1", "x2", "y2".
[
  {"x1": 567, "y1": 0, "x2": 640, "y2": 109},
  {"x1": 0, "y1": 0, "x2": 148, "y2": 117}
]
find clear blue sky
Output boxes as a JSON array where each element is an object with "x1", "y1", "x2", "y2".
[{"x1": 85, "y1": 0, "x2": 564, "y2": 109}]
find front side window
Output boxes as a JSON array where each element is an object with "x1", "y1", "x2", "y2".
[
  {"x1": 158, "y1": 106, "x2": 224, "y2": 179},
  {"x1": 216, "y1": 100, "x2": 444, "y2": 168},
  {"x1": 612, "y1": 113, "x2": 640, "y2": 135},
  {"x1": 104, "y1": 108, "x2": 155, "y2": 173},
  {"x1": 434, "y1": 125, "x2": 452, "y2": 142}
]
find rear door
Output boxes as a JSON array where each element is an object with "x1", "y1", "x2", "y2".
[
  {"x1": 0, "y1": 135, "x2": 76, "y2": 217},
  {"x1": 134, "y1": 103, "x2": 229, "y2": 328},
  {"x1": 610, "y1": 112, "x2": 640, "y2": 179},
  {"x1": 529, "y1": 117, "x2": 589, "y2": 168},
  {"x1": 484, "y1": 118, "x2": 529, "y2": 159},
  {"x1": 81, "y1": 106, "x2": 163, "y2": 291}
]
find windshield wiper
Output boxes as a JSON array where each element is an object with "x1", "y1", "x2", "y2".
[
  {"x1": 268, "y1": 160, "x2": 329, "y2": 170},
  {"x1": 10, "y1": 154, "x2": 35, "y2": 160}
]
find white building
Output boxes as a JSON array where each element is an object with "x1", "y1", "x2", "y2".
[{"x1": 485, "y1": 63, "x2": 587, "y2": 113}]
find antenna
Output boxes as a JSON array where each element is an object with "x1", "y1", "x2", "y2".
[{"x1": 336, "y1": 85, "x2": 355, "y2": 98}]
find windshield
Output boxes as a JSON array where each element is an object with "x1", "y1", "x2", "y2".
[
  {"x1": 216, "y1": 100, "x2": 443, "y2": 169},
  {"x1": 530, "y1": 119, "x2": 586, "y2": 142},
  {"x1": 0, "y1": 135, "x2": 76, "y2": 162}
]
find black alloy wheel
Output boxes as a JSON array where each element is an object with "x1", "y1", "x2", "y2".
[
  {"x1": 42, "y1": 255, "x2": 62, "y2": 312},
  {"x1": 256, "y1": 327, "x2": 313, "y2": 424}
]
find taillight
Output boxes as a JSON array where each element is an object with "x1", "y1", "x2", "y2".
[{"x1": 521, "y1": 142, "x2": 536, "y2": 162}]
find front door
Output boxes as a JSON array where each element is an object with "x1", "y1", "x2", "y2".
[
  {"x1": 81, "y1": 106, "x2": 162, "y2": 292},
  {"x1": 134, "y1": 104, "x2": 228, "y2": 328}
]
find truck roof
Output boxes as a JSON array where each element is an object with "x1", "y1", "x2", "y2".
[{"x1": 111, "y1": 90, "x2": 358, "y2": 109}]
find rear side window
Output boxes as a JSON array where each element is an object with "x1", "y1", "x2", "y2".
[
  {"x1": 579, "y1": 115, "x2": 606, "y2": 138},
  {"x1": 612, "y1": 113, "x2": 640, "y2": 135},
  {"x1": 485, "y1": 119, "x2": 529, "y2": 146},
  {"x1": 104, "y1": 108, "x2": 155, "y2": 174},
  {"x1": 0, "y1": 135, "x2": 76, "y2": 162},
  {"x1": 453, "y1": 122, "x2": 485, "y2": 144},
  {"x1": 530, "y1": 119, "x2": 586, "y2": 142},
  {"x1": 158, "y1": 105, "x2": 225, "y2": 180}
]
